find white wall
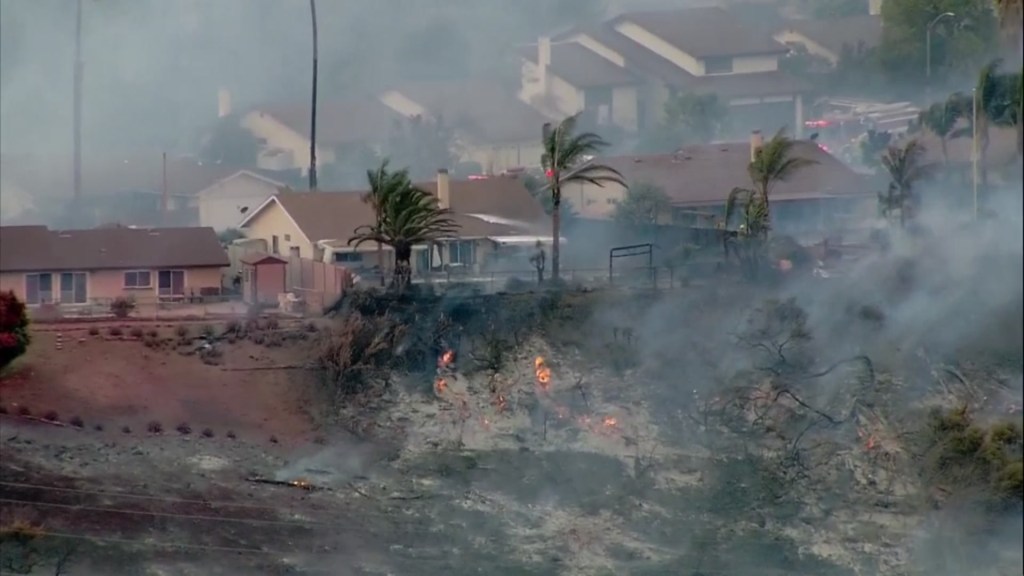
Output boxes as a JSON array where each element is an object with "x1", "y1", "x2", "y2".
[
  {"x1": 732, "y1": 54, "x2": 779, "y2": 74},
  {"x1": 198, "y1": 173, "x2": 281, "y2": 231}
]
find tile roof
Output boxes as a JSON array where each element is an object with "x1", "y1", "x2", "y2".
[
  {"x1": 518, "y1": 42, "x2": 640, "y2": 88},
  {"x1": 0, "y1": 225, "x2": 229, "y2": 273},
  {"x1": 385, "y1": 79, "x2": 555, "y2": 144},
  {"x1": 558, "y1": 24, "x2": 809, "y2": 95},
  {"x1": 253, "y1": 97, "x2": 403, "y2": 146},
  {"x1": 777, "y1": 15, "x2": 883, "y2": 58},
  {"x1": 247, "y1": 176, "x2": 548, "y2": 245},
  {"x1": 612, "y1": 6, "x2": 789, "y2": 58},
  {"x1": 589, "y1": 140, "x2": 868, "y2": 207}
]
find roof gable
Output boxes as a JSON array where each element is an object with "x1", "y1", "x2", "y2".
[
  {"x1": 196, "y1": 170, "x2": 285, "y2": 198},
  {"x1": 613, "y1": 6, "x2": 788, "y2": 59},
  {"x1": 0, "y1": 225, "x2": 229, "y2": 273}
]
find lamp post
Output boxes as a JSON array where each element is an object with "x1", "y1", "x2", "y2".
[
  {"x1": 971, "y1": 86, "x2": 979, "y2": 220},
  {"x1": 926, "y1": 12, "x2": 955, "y2": 103},
  {"x1": 308, "y1": 0, "x2": 319, "y2": 191}
]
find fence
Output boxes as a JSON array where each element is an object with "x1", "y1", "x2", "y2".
[
  {"x1": 405, "y1": 264, "x2": 710, "y2": 295},
  {"x1": 29, "y1": 293, "x2": 249, "y2": 323},
  {"x1": 285, "y1": 255, "x2": 353, "y2": 314}
]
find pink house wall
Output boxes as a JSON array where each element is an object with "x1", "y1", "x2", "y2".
[{"x1": 0, "y1": 267, "x2": 224, "y2": 304}]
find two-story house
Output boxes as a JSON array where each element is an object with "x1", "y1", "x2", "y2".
[{"x1": 520, "y1": 6, "x2": 811, "y2": 140}]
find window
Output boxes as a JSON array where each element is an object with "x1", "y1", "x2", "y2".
[
  {"x1": 158, "y1": 270, "x2": 186, "y2": 297},
  {"x1": 123, "y1": 270, "x2": 152, "y2": 288},
  {"x1": 25, "y1": 273, "x2": 53, "y2": 305},
  {"x1": 704, "y1": 56, "x2": 733, "y2": 74},
  {"x1": 272, "y1": 235, "x2": 280, "y2": 254},
  {"x1": 60, "y1": 272, "x2": 88, "y2": 304},
  {"x1": 284, "y1": 234, "x2": 291, "y2": 242},
  {"x1": 334, "y1": 251, "x2": 364, "y2": 263},
  {"x1": 448, "y1": 241, "x2": 476, "y2": 265},
  {"x1": 289, "y1": 246, "x2": 300, "y2": 258}
]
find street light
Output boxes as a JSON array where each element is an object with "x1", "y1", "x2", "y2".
[
  {"x1": 926, "y1": 12, "x2": 956, "y2": 102},
  {"x1": 971, "y1": 86, "x2": 979, "y2": 220},
  {"x1": 308, "y1": 0, "x2": 319, "y2": 191}
]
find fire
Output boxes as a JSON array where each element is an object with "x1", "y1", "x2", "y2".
[
  {"x1": 289, "y1": 479, "x2": 313, "y2": 490},
  {"x1": 602, "y1": 416, "x2": 618, "y2": 428},
  {"x1": 494, "y1": 394, "x2": 508, "y2": 412},
  {"x1": 534, "y1": 356, "x2": 552, "y2": 389},
  {"x1": 439, "y1": 350, "x2": 455, "y2": 367},
  {"x1": 434, "y1": 377, "x2": 448, "y2": 395}
]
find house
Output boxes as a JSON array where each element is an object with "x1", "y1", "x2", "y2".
[
  {"x1": 196, "y1": 169, "x2": 289, "y2": 232},
  {"x1": 0, "y1": 176, "x2": 36, "y2": 224},
  {"x1": 0, "y1": 225, "x2": 230, "y2": 307},
  {"x1": 241, "y1": 80, "x2": 555, "y2": 176},
  {"x1": 521, "y1": 5, "x2": 811, "y2": 139},
  {"x1": 564, "y1": 132, "x2": 872, "y2": 237},
  {"x1": 773, "y1": 14, "x2": 883, "y2": 66},
  {"x1": 237, "y1": 170, "x2": 553, "y2": 277}
]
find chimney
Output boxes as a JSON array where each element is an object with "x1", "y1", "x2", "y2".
[
  {"x1": 868, "y1": 0, "x2": 883, "y2": 16},
  {"x1": 436, "y1": 169, "x2": 451, "y2": 210},
  {"x1": 217, "y1": 88, "x2": 232, "y2": 118},
  {"x1": 750, "y1": 130, "x2": 763, "y2": 163},
  {"x1": 538, "y1": 36, "x2": 552, "y2": 94}
]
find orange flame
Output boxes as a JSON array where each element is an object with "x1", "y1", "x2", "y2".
[
  {"x1": 602, "y1": 416, "x2": 618, "y2": 428},
  {"x1": 439, "y1": 350, "x2": 455, "y2": 368},
  {"x1": 534, "y1": 356, "x2": 552, "y2": 390},
  {"x1": 434, "y1": 377, "x2": 448, "y2": 395},
  {"x1": 494, "y1": 394, "x2": 508, "y2": 412}
]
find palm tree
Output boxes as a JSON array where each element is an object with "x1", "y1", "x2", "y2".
[
  {"x1": 362, "y1": 160, "x2": 404, "y2": 287},
  {"x1": 541, "y1": 114, "x2": 625, "y2": 281},
  {"x1": 746, "y1": 129, "x2": 818, "y2": 225},
  {"x1": 919, "y1": 98, "x2": 963, "y2": 165},
  {"x1": 878, "y1": 139, "x2": 933, "y2": 229},
  {"x1": 349, "y1": 161, "x2": 459, "y2": 290}
]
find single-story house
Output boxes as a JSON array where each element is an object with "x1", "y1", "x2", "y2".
[
  {"x1": 0, "y1": 224, "x2": 230, "y2": 306},
  {"x1": 237, "y1": 170, "x2": 555, "y2": 277},
  {"x1": 196, "y1": 169, "x2": 290, "y2": 232},
  {"x1": 564, "y1": 132, "x2": 872, "y2": 237}
]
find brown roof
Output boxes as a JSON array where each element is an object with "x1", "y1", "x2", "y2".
[
  {"x1": 386, "y1": 79, "x2": 555, "y2": 144},
  {"x1": 613, "y1": 6, "x2": 789, "y2": 58},
  {"x1": 251, "y1": 176, "x2": 547, "y2": 244},
  {"x1": 591, "y1": 140, "x2": 868, "y2": 206},
  {"x1": 557, "y1": 26, "x2": 809, "y2": 95},
  {"x1": 254, "y1": 97, "x2": 403, "y2": 146},
  {"x1": 0, "y1": 225, "x2": 229, "y2": 273},
  {"x1": 0, "y1": 153, "x2": 240, "y2": 199},
  {"x1": 239, "y1": 251, "x2": 287, "y2": 266},
  {"x1": 519, "y1": 42, "x2": 639, "y2": 88},
  {"x1": 778, "y1": 15, "x2": 882, "y2": 58}
]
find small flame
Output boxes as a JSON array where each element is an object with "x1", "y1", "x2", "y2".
[
  {"x1": 602, "y1": 416, "x2": 618, "y2": 428},
  {"x1": 439, "y1": 350, "x2": 455, "y2": 367},
  {"x1": 534, "y1": 356, "x2": 552, "y2": 389},
  {"x1": 434, "y1": 377, "x2": 448, "y2": 395},
  {"x1": 494, "y1": 394, "x2": 508, "y2": 412},
  {"x1": 289, "y1": 479, "x2": 312, "y2": 490}
]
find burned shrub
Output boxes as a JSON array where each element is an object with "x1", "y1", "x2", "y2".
[
  {"x1": 69, "y1": 415, "x2": 84, "y2": 428},
  {"x1": 201, "y1": 427, "x2": 214, "y2": 438},
  {"x1": 110, "y1": 296, "x2": 135, "y2": 318},
  {"x1": 42, "y1": 410, "x2": 59, "y2": 422},
  {"x1": 200, "y1": 324, "x2": 216, "y2": 339},
  {"x1": 121, "y1": 425, "x2": 132, "y2": 434},
  {"x1": 226, "y1": 430, "x2": 236, "y2": 439},
  {"x1": 145, "y1": 328, "x2": 159, "y2": 339},
  {"x1": 199, "y1": 346, "x2": 223, "y2": 366},
  {"x1": 176, "y1": 422, "x2": 192, "y2": 435},
  {"x1": 94, "y1": 423, "x2": 104, "y2": 432},
  {"x1": 88, "y1": 326, "x2": 100, "y2": 336},
  {"x1": 314, "y1": 312, "x2": 406, "y2": 401},
  {"x1": 265, "y1": 317, "x2": 280, "y2": 331},
  {"x1": 175, "y1": 325, "x2": 190, "y2": 339},
  {"x1": 147, "y1": 420, "x2": 163, "y2": 434},
  {"x1": 129, "y1": 326, "x2": 144, "y2": 339},
  {"x1": 16, "y1": 406, "x2": 30, "y2": 417},
  {"x1": 108, "y1": 326, "x2": 123, "y2": 337},
  {"x1": 0, "y1": 405, "x2": 6, "y2": 415},
  {"x1": 304, "y1": 321, "x2": 319, "y2": 333},
  {"x1": 473, "y1": 333, "x2": 509, "y2": 373},
  {"x1": 269, "y1": 435, "x2": 279, "y2": 444},
  {"x1": 222, "y1": 319, "x2": 241, "y2": 337}
]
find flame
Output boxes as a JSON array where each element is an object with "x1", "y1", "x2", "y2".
[
  {"x1": 494, "y1": 394, "x2": 508, "y2": 412},
  {"x1": 602, "y1": 416, "x2": 618, "y2": 428},
  {"x1": 289, "y1": 479, "x2": 312, "y2": 490},
  {"x1": 434, "y1": 377, "x2": 448, "y2": 395},
  {"x1": 439, "y1": 350, "x2": 455, "y2": 368},
  {"x1": 865, "y1": 435, "x2": 876, "y2": 450},
  {"x1": 534, "y1": 356, "x2": 552, "y2": 389}
]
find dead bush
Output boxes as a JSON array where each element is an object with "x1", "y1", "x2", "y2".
[
  {"x1": 16, "y1": 406, "x2": 30, "y2": 417},
  {"x1": 176, "y1": 422, "x2": 192, "y2": 435},
  {"x1": 200, "y1": 324, "x2": 216, "y2": 338},
  {"x1": 108, "y1": 326, "x2": 123, "y2": 337},
  {"x1": 314, "y1": 312, "x2": 406, "y2": 401},
  {"x1": 145, "y1": 328, "x2": 159, "y2": 339},
  {"x1": 226, "y1": 430, "x2": 236, "y2": 439},
  {"x1": 175, "y1": 325, "x2": 190, "y2": 339},
  {"x1": 264, "y1": 332, "x2": 283, "y2": 348},
  {"x1": 121, "y1": 425, "x2": 132, "y2": 434},
  {"x1": 269, "y1": 435, "x2": 279, "y2": 444},
  {"x1": 265, "y1": 317, "x2": 280, "y2": 330},
  {"x1": 93, "y1": 424, "x2": 104, "y2": 432},
  {"x1": 69, "y1": 416, "x2": 84, "y2": 428},
  {"x1": 109, "y1": 296, "x2": 135, "y2": 318},
  {"x1": 87, "y1": 327, "x2": 100, "y2": 336},
  {"x1": 42, "y1": 410, "x2": 59, "y2": 422},
  {"x1": 129, "y1": 326, "x2": 144, "y2": 339},
  {"x1": 223, "y1": 319, "x2": 241, "y2": 336},
  {"x1": 304, "y1": 321, "x2": 319, "y2": 333},
  {"x1": 0, "y1": 405, "x2": 6, "y2": 415},
  {"x1": 199, "y1": 346, "x2": 223, "y2": 366},
  {"x1": 147, "y1": 420, "x2": 163, "y2": 434},
  {"x1": 201, "y1": 427, "x2": 214, "y2": 438}
]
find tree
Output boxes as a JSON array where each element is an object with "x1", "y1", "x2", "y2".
[
  {"x1": 613, "y1": 182, "x2": 671, "y2": 229},
  {"x1": 876, "y1": 0, "x2": 998, "y2": 90},
  {"x1": 747, "y1": 129, "x2": 818, "y2": 225},
  {"x1": 919, "y1": 97, "x2": 964, "y2": 164},
  {"x1": 198, "y1": 115, "x2": 261, "y2": 165},
  {"x1": 385, "y1": 114, "x2": 458, "y2": 181},
  {"x1": 798, "y1": 0, "x2": 868, "y2": 18},
  {"x1": 0, "y1": 291, "x2": 30, "y2": 370},
  {"x1": 541, "y1": 114, "x2": 625, "y2": 281},
  {"x1": 638, "y1": 91, "x2": 728, "y2": 152},
  {"x1": 349, "y1": 161, "x2": 459, "y2": 290},
  {"x1": 878, "y1": 138, "x2": 933, "y2": 228},
  {"x1": 859, "y1": 129, "x2": 894, "y2": 170}
]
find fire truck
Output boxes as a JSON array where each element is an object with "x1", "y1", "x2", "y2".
[{"x1": 804, "y1": 99, "x2": 921, "y2": 163}]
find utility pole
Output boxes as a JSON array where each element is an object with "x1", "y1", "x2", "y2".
[
  {"x1": 971, "y1": 87, "x2": 979, "y2": 220},
  {"x1": 73, "y1": 0, "x2": 84, "y2": 201},
  {"x1": 308, "y1": 0, "x2": 319, "y2": 191},
  {"x1": 161, "y1": 152, "x2": 168, "y2": 226}
]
